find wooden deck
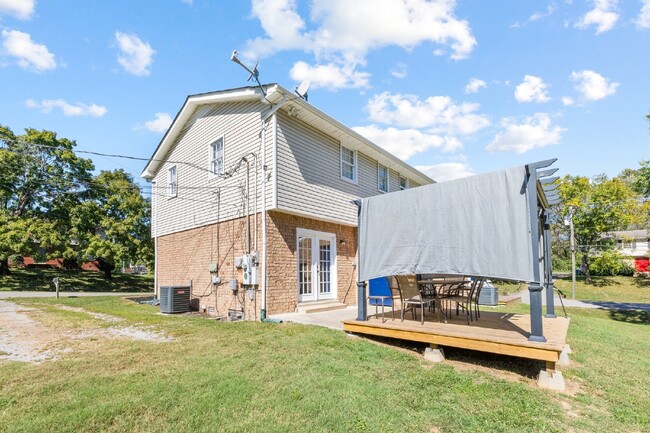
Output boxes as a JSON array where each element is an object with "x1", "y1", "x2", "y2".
[{"x1": 343, "y1": 310, "x2": 570, "y2": 364}]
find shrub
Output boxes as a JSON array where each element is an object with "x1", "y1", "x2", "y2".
[
  {"x1": 590, "y1": 251, "x2": 634, "y2": 276},
  {"x1": 8, "y1": 255, "x2": 24, "y2": 268}
]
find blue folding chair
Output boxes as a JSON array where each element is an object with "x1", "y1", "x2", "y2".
[{"x1": 368, "y1": 277, "x2": 395, "y2": 322}]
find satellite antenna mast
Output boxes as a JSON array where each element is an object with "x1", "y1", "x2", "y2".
[
  {"x1": 295, "y1": 79, "x2": 311, "y2": 101},
  {"x1": 230, "y1": 50, "x2": 265, "y2": 96}
]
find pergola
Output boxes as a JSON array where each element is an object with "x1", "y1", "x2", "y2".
[{"x1": 353, "y1": 159, "x2": 561, "y2": 342}]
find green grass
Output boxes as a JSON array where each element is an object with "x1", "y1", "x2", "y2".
[
  {"x1": 0, "y1": 268, "x2": 153, "y2": 292},
  {"x1": 1, "y1": 296, "x2": 648, "y2": 433},
  {"x1": 494, "y1": 275, "x2": 650, "y2": 304}
]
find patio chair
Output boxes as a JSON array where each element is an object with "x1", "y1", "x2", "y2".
[
  {"x1": 444, "y1": 277, "x2": 484, "y2": 325},
  {"x1": 396, "y1": 275, "x2": 435, "y2": 325},
  {"x1": 368, "y1": 277, "x2": 394, "y2": 322}
]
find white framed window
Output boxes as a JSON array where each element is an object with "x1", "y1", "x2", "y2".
[
  {"x1": 399, "y1": 175, "x2": 409, "y2": 190},
  {"x1": 167, "y1": 165, "x2": 177, "y2": 198},
  {"x1": 340, "y1": 145, "x2": 357, "y2": 183},
  {"x1": 209, "y1": 137, "x2": 224, "y2": 176},
  {"x1": 377, "y1": 163, "x2": 389, "y2": 193}
]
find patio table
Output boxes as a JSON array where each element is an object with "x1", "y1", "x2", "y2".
[{"x1": 418, "y1": 279, "x2": 470, "y2": 322}]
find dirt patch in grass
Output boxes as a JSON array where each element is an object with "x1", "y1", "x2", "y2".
[{"x1": 0, "y1": 300, "x2": 173, "y2": 364}]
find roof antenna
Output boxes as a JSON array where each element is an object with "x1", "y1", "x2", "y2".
[
  {"x1": 295, "y1": 79, "x2": 310, "y2": 102},
  {"x1": 230, "y1": 50, "x2": 266, "y2": 96}
]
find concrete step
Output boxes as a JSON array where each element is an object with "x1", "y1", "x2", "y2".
[{"x1": 296, "y1": 300, "x2": 348, "y2": 314}]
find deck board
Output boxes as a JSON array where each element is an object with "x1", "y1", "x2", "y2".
[{"x1": 342, "y1": 310, "x2": 570, "y2": 363}]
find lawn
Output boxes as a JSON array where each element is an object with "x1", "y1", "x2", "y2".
[
  {"x1": 0, "y1": 296, "x2": 648, "y2": 433},
  {"x1": 0, "y1": 268, "x2": 154, "y2": 292},
  {"x1": 495, "y1": 275, "x2": 650, "y2": 304}
]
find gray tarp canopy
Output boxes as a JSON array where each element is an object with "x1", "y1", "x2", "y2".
[
  {"x1": 355, "y1": 160, "x2": 561, "y2": 342},
  {"x1": 359, "y1": 165, "x2": 535, "y2": 282}
]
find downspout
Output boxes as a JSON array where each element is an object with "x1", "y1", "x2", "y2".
[
  {"x1": 152, "y1": 180, "x2": 158, "y2": 300},
  {"x1": 353, "y1": 199, "x2": 367, "y2": 321},
  {"x1": 260, "y1": 94, "x2": 288, "y2": 322}
]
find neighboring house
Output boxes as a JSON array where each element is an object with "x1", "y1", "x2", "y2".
[
  {"x1": 141, "y1": 84, "x2": 434, "y2": 319},
  {"x1": 604, "y1": 229, "x2": 650, "y2": 272}
]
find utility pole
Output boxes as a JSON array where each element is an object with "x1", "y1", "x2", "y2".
[{"x1": 569, "y1": 207, "x2": 576, "y2": 300}]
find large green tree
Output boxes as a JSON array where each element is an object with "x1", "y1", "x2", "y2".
[
  {"x1": 557, "y1": 175, "x2": 645, "y2": 282},
  {"x1": 0, "y1": 126, "x2": 94, "y2": 274},
  {"x1": 71, "y1": 169, "x2": 153, "y2": 279}
]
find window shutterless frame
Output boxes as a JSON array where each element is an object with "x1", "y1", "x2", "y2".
[
  {"x1": 399, "y1": 175, "x2": 409, "y2": 190},
  {"x1": 208, "y1": 136, "x2": 225, "y2": 177},
  {"x1": 377, "y1": 163, "x2": 389, "y2": 193},
  {"x1": 340, "y1": 145, "x2": 357, "y2": 184},
  {"x1": 167, "y1": 165, "x2": 177, "y2": 198}
]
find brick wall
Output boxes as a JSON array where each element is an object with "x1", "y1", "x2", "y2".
[
  {"x1": 265, "y1": 210, "x2": 358, "y2": 314},
  {"x1": 156, "y1": 211, "x2": 358, "y2": 318}
]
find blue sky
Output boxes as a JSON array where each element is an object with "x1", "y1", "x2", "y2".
[{"x1": 1, "y1": 0, "x2": 648, "y2": 186}]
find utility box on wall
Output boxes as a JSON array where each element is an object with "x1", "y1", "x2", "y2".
[{"x1": 239, "y1": 254, "x2": 259, "y2": 286}]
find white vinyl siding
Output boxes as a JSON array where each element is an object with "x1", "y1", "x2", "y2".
[
  {"x1": 152, "y1": 100, "x2": 273, "y2": 236},
  {"x1": 167, "y1": 165, "x2": 177, "y2": 198},
  {"x1": 340, "y1": 145, "x2": 357, "y2": 183},
  {"x1": 209, "y1": 137, "x2": 224, "y2": 176},
  {"x1": 378, "y1": 163, "x2": 389, "y2": 193},
  {"x1": 276, "y1": 112, "x2": 391, "y2": 225}
]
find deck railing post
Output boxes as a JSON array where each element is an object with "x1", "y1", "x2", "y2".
[
  {"x1": 353, "y1": 199, "x2": 367, "y2": 321},
  {"x1": 528, "y1": 283, "x2": 546, "y2": 342}
]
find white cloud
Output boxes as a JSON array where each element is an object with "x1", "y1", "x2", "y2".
[
  {"x1": 415, "y1": 161, "x2": 475, "y2": 182},
  {"x1": 25, "y1": 99, "x2": 107, "y2": 117},
  {"x1": 637, "y1": 0, "x2": 650, "y2": 28},
  {"x1": 487, "y1": 113, "x2": 565, "y2": 154},
  {"x1": 514, "y1": 75, "x2": 550, "y2": 103},
  {"x1": 571, "y1": 69, "x2": 618, "y2": 101},
  {"x1": 114, "y1": 31, "x2": 155, "y2": 76},
  {"x1": 289, "y1": 61, "x2": 370, "y2": 89},
  {"x1": 366, "y1": 92, "x2": 490, "y2": 135},
  {"x1": 244, "y1": 0, "x2": 476, "y2": 89},
  {"x1": 143, "y1": 112, "x2": 173, "y2": 133},
  {"x1": 1, "y1": 30, "x2": 56, "y2": 72},
  {"x1": 531, "y1": 4, "x2": 557, "y2": 21},
  {"x1": 562, "y1": 96, "x2": 575, "y2": 106},
  {"x1": 575, "y1": 0, "x2": 619, "y2": 34},
  {"x1": 353, "y1": 125, "x2": 462, "y2": 160},
  {"x1": 390, "y1": 62, "x2": 408, "y2": 79},
  {"x1": 0, "y1": 0, "x2": 35, "y2": 19},
  {"x1": 465, "y1": 78, "x2": 486, "y2": 94}
]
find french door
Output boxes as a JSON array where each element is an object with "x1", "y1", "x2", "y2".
[{"x1": 297, "y1": 229, "x2": 337, "y2": 302}]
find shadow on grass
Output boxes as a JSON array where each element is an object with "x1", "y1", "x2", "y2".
[
  {"x1": 609, "y1": 309, "x2": 650, "y2": 325},
  {"x1": 633, "y1": 278, "x2": 650, "y2": 288},
  {"x1": 353, "y1": 334, "x2": 541, "y2": 380},
  {"x1": 0, "y1": 268, "x2": 153, "y2": 292}
]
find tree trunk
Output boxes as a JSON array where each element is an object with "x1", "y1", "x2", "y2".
[
  {"x1": 96, "y1": 258, "x2": 114, "y2": 280},
  {"x1": 0, "y1": 257, "x2": 10, "y2": 276},
  {"x1": 581, "y1": 254, "x2": 592, "y2": 284}
]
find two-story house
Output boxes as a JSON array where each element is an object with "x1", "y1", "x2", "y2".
[{"x1": 141, "y1": 84, "x2": 434, "y2": 320}]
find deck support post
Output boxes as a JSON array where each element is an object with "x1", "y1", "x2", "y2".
[
  {"x1": 424, "y1": 344, "x2": 445, "y2": 363},
  {"x1": 538, "y1": 360, "x2": 565, "y2": 391}
]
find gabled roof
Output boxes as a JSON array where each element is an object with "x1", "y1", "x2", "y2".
[
  {"x1": 141, "y1": 84, "x2": 434, "y2": 186},
  {"x1": 603, "y1": 229, "x2": 650, "y2": 240}
]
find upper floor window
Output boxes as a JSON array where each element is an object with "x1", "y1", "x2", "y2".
[
  {"x1": 209, "y1": 137, "x2": 224, "y2": 176},
  {"x1": 399, "y1": 175, "x2": 409, "y2": 190},
  {"x1": 378, "y1": 163, "x2": 389, "y2": 193},
  {"x1": 340, "y1": 145, "x2": 357, "y2": 183},
  {"x1": 168, "y1": 165, "x2": 177, "y2": 198}
]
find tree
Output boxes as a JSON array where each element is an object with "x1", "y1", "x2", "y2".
[
  {"x1": 557, "y1": 175, "x2": 645, "y2": 283},
  {"x1": 0, "y1": 126, "x2": 94, "y2": 274},
  {"x1": 72, "y1": 169, "x2": 153, "y2": 279}
]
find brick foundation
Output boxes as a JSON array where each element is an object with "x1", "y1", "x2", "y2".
[{"x1": 155, "y1": 211, "x2": 358, "y2": 319}]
